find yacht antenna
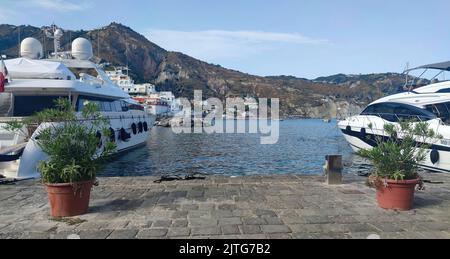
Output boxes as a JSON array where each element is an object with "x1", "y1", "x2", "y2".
[
  {"x1": 44, "y1": 24, "x2": 64, "y2": 58},
  {"x1": 97, "y1": 31, "x2": 100, "y2": 57},
  {"x1": 17, "y1": 26, "x2": 21, "y2": 57},
  {"x1": 69, "y1": 31, "x2": 72, "y2": 51},
  {"x1": 125, "y1": 34, "x2": 129, "y2": 76},
  {"x1": 43, "y1": 32, "x2": 47, "y2": 58},
  {"x1": 404, "y1": 62, "x2": 411, "y2": 91}
]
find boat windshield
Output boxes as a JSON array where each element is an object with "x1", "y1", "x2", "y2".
[
  {"x1": 404, "y1": 61, "x2": 450, "y2": 90},
  {"x1": 68, "y1": 67, "x2": 99, "y2": 79},
  {"x1": 361, "y1": 102, "x2": 436, "y2": 122}
]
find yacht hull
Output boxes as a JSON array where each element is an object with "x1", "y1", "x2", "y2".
[
  {"x1": 0, "y1": 113, "x2": 156, "y2": 179},
  {"x1": 338, "y1": 118, "x2": 450, "y2": 173}
]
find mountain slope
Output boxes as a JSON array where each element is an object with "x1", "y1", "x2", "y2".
[{"x1": 0, "y1": 23, "x2": 407, "y2": 117}]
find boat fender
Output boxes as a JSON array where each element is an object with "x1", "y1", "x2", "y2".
[
  {"x1": 0, "y1": 72, "x2": 5, "y2": 93},
  {"x1": 131, "y1": 123, "x2": 137, "y2": 135},
  {"x1": 109, "y1": 128, "x2": 116, "y2": 143},
  {"x1": 120, "y1": 128, "x2": 131, "y2": 141},
  {"x1": 138, "y1": 122, "x2": 143, "y2": 133},
  {"x1": 345, "y1": 126, "x2": 351, "y2": 134},
  {"x1": 388, "y1": 129, "x2": 398, "y2": 140},
  {"x1": 143, "y1": 122, "x2": 149, "y2": 132},
  {"x1": 360, "y1": 128, "x2": 367, "y2": 139},
  {"x1": 430, "y1": 149, "x2": 440, "y2": 164},
  {"x1": 96, "y1": 131, "x2": 102, "y2": 148}
]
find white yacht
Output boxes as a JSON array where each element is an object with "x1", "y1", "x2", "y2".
[
  {"x1": 339, "y1": 61, "x2": 450, "y2": 173},
  {"x1": 0, "y1": 29, "x2": 155, "y2": 179}
]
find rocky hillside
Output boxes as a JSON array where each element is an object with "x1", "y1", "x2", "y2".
[{"x1": 0, "y1": 23, "x2": 408, "y2": 118}]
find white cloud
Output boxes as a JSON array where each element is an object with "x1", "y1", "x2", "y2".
[
  {"x1": 0, "y1": 9, "x2": 17, "y2": 23},
  {"x1": 0, "y1": 0, "x2": 91, "y2": 23},
  {"x1": 146, "y1": 29, "x2": 329, "y2": 61},
  {"x1": 29, "y1": 0, "x2": 92, "y2": 12}
]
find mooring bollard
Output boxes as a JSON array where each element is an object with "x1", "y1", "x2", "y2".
[{"x1": 324, "y1": 155, "x2": 343, "y2": 185}]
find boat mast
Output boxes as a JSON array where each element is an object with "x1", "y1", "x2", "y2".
[
  {"x1": 97, "y1": 30, "x2": 100, "y2": 58},
  {"x1": 404, "y1": 62, "x2": 411, "y2": 91},
  {"x1": 44, "y1": 24, "x2": 63, "y2": 58},
  {"x1": 125, "y1": 33, "x2": 129, "y2": 76},
  {"x1": 17, "y1": 26, "x2": 20, "y2": 57}
]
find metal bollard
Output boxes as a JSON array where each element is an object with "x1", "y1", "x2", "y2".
[{"x1": 324, "y1": 155, "x2": 343, "y2": 185}]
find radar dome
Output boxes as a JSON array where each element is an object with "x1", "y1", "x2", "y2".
[
  {"x1": 20, "y1": 38, "x2": 43, "y2": 59},
  {"x1": 72, "y1": 38, "x2": 93, "y2": 60}
]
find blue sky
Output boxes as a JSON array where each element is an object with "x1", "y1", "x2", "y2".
[{"x1": 1, "y1": 0, "x2": 450, "y2": 79}]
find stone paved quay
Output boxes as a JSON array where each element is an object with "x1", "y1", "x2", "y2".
[{"x1": 1, "y1": 173, "x2": 450, "y2": 239}]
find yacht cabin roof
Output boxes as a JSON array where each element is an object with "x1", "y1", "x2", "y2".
[
  {"x1": 4, "y1": 58, "x2": 130, "y2": 100},
  {"x1": 5, "y1": 58, "x2": 75, "y2": 80},
  {"x1": 407, "y1": 61, "x2": 450, "y2": 72}
]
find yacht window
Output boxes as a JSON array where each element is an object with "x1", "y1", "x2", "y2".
[
  {"x1": 361, "y1": 105, "x2": 376, "y2": 115},
  {"x1": 113, "y1": 101, "x2": 122, "y2": 112},
  {"x1": 102, "y1": 102, "x2": 112, "y2": 112},
  {"x1": 393, "y1": 106, "x2": 419, "y2": 121},
  {"x1": 76, "y1": 96, "x2": 117, "y2": 113},
  {"x1": 436, "y1": 88, "x2": 450, "y2": 93},
  {"x1": 121, "y1": 101, "x2": 129, "y2": 112},
  {"x1": 77, "y1": 98, "x2": 100, "y2": 111},
  {"x1": 426, "y1": 105, "x2": 439, "y2": 115},
  {"x1": 119, "y1": 100, "x2": 144, "y2": 112},
  {"x1": 426, "y1": 103, "x2": 450, "y2": 123},
  {"x1": 13, "y1": 96, "x2": 69, "y2": 117},
  {"x1": 393, "y1": 103, "x2": 435, "y2": 122},
  {"x1": 362, "y1": 103, "x2": 435, "y2": 122},
  {"x1": 361, "y1": 103, "x2": 395, "y2": 121},
  {"x1": 128, "y1": 103, "x2": 145, "y2": 111}
]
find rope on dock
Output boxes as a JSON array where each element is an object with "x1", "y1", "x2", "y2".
[
  {"x1": 154, "y1": 173, "x2": 207, "y2": 183},
  {"x1": 0, "y1": 178, "x2": 18, "y2": 185},
  {"x1": 423, "y1": 180, "x2": 445, "y2": 184}
]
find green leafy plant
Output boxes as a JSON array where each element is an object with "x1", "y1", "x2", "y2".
[
  {"x1": 358, "y1": 121, "x2": 441, "y2": 188},
  {"x1": 4, "y1": 98, "x2": 116, "y2": 184}
]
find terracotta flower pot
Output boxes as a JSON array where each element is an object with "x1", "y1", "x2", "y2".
[
  {"x1": 46, "y1": 181, "x2": 93, "y2": 217},
  {"x1": 376, "y1": 178, "x2": 419, "y2": 211}
]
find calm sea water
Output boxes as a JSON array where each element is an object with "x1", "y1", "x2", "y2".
[{"x1": 100, "y1": 119, "x2": 371, "y2": 177}]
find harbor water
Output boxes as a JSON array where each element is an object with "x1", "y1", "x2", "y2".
[{"x1": 101, "y1": 119, "x2": 371, "y2": 177}]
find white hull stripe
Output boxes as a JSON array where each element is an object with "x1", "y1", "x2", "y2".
[
  {"x1": 340, "y1": 128, "x2": 450, "y2": 152},
  {"x1": 342, "y1": 130, "x2": 450, "y2": 173}
]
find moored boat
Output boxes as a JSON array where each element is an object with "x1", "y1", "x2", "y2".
[
  {"x1": 0, "y1": 27, "x2": 155, "y2": 179},
  {"x1": 339, "y1": 61, "x2": 450, "y2": 173}
]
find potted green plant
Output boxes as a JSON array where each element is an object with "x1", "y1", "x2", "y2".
[
  {"x1": 359, "y1": 121, "x2": 441, "y2": 211},
  {"x1": 5, "y1": 98, "x2": 115, "y2": 217}
]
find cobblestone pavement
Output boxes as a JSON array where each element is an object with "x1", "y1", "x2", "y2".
[{"x1": 1, "y1": 173, "x2": 449, "y2": 239}]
